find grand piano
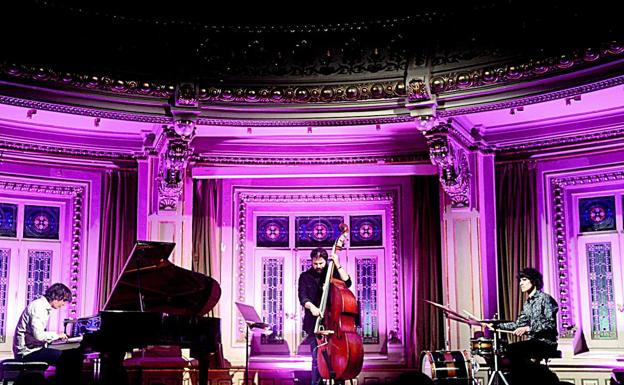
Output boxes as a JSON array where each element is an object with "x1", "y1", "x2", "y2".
[{"x1": 67, "y1": 240, "x2": 222, "y2": 385}]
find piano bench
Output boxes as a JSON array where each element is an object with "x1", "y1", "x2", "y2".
[{"x1": 0, "y1": 359, "x2": 49, "y2": 385}]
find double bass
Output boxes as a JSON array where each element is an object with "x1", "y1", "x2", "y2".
[{"x1": 314, "y1": 223, "x2": 364, "y2": 381}]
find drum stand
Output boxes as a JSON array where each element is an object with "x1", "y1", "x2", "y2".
[{"x1": 487, "y1": 327, "x2": 510, "y2": 385}]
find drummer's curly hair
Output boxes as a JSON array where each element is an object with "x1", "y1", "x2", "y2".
[{"x1": 518, "y1": 267, "x2": 543, "y2": 290}]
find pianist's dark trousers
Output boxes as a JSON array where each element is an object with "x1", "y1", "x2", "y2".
[{"x1": 18, "y1": 347, "x2": 83, "y2": 384}]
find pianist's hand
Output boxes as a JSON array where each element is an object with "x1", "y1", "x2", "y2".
[{"x1": 57, "y1": 333, "x2": 69, "y2": 341}]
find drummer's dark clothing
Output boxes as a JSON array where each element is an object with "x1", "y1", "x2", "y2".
[
  {"x1": 499, "y1": 290, "x2": 559, "y2": 382},
  {"x1": 298, "y1": 266, "x2": 352, "y2": 335},
  {"x1": 498, "y1": 290, "x2": 559, "y2": 346},
  {"x1": 298, "y1": 266, "x2": 352, "y2": 385}
]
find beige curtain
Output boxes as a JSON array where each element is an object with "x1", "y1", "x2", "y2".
[
  {"x1": 98, "y1": 169, "x2": 138, "y2": 309},
  {"x1": 192, "y1": 179, "x2": 222, "y2": 316},
  {"x1": 496, "y1": 161, "x2": 540, "y2": 322},
  {"x1": 404, "y1": 176, "x2": 444, "y2": 367}
]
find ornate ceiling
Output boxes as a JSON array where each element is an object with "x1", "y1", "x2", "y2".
[{"x1": 0, "y1": 1, "x2": 622, "y2": 166}]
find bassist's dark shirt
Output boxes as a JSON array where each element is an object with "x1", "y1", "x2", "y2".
[{"x1": 298, "y1": 267, "x2": 352, "y2": 335}]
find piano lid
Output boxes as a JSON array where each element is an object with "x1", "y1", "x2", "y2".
[{"x1": 103, "y1": 240, "x2": 221, "y2": 316}]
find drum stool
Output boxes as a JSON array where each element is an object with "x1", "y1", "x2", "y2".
[{"x1": 530, "y1": 349, "x2": 562, "y2": 367}]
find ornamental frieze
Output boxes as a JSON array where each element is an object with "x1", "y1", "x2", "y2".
[
  {"x1": 199, "y1": 80, "x2": 406, "y2": 103},
  {"x1": 1, "y1": 40, "x2": 622, "y2": 104},
  {"x1": 0, "y1": 63, "x2": 174, "y2": 98},
  {"x1": 430, "y1": 42, "x2": 624, "y2": 94}
]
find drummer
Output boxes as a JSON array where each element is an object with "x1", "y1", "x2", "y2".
[{"x1": 495, "y1": 268, "x2": 559, "y2": 373}]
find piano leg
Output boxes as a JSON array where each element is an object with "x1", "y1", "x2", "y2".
[
  {"x1": 97, "y1": 349, "x2": 128, "y2": 385},
  {"x1": 197, "y1": 356, "x2": 209, "y2": 385}
]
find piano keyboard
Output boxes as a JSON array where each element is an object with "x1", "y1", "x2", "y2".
[{"x1": 49, "y1": 335, "x2": 83, "y2": 350}]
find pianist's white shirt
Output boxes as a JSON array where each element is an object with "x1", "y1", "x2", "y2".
[{"x1": 13, "y1": 296, "x2": 61, "y2": 358}]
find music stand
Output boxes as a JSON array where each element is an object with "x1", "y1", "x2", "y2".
[{"x1": 235, "y1": 302, "x2": 272, "y2": 385}]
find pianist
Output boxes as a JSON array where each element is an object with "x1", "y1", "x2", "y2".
[{"x1": 13, "y1": 283, "x2": 82, "y2": 383}]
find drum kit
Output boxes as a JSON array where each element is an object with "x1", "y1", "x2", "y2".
[{"x1": 421, "y1": 300, "x2": 512, "y2": 385}]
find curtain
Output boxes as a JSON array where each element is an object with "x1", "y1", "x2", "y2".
[
  {"x1": 192, "y1": 179, "x2": 222, "y2": 298},
  {"x1": 97, "y1": 169, "x2": 138, "y2": 309},
  {"x1": 405, "y1": 176, "x2": 444, "y2": 367},
  {"x1": 495, "y1": 161, "x2": 539, "y2": 323}
]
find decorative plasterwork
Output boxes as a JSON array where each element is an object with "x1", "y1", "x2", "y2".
[
  {"x1": 3, "y1": 42, "x2": 622, "y2": 103},
  {"x1": 0, "y1": 63, "x2": 174, "y2": 98},
  {"x1": 420, "y1": 123, "x2": 471, "y2": 208},
  {"x1": 193, "y1": 153, "x2": 429, "y2": 166},
  {"x1": 175, "y1": 83, "x2": 199, "y2": 107},
  {"x1": 430, "y1": 43, "x2": 624, "y2": 94},
  {"x1": 199, "y1": 80, "x2": 406, "y2": 103},
  {"x1": 438, "y1": 75, "x2": 624, "y2": 118},
  {"x1": 549, "y1": 169, "x2": 624, "y2": 337},
  {"x1": 0, "y1": 179, "x2": 84, "y2": 319},
  {"x1": 0, "y1": 139, "x2": 136, "y2": 160},
  {"x1": 157, "y1": 129, "x2": 193, "y2": 211},
  {"x1": 0, "y1": 96, "x2": 170, "y2": 124},
  {"x1": 196, "y1": 116, "x2": 414, "y2": 127},
  {"x1": 407, "y1": 78, "x2": 431, "y2": 101},
  {"x1": 493, "y1": 127, "x2": 624, "y2": 153},
  {"x1": 234, "y1": 190, "x2": 402, "y2": 344}
]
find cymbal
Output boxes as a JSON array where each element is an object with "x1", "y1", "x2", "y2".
[{"x1": 480, "y1": 319, "x2": 512, "y2": 324}]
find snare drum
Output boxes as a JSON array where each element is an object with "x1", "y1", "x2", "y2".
[
  {"x1": 420, "y1": 350, "x2": 473, "y2": 384},
  {"x1": 470, "y1": 337, "x2": 494, "y2": 356}
]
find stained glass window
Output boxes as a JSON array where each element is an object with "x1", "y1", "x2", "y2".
[
  {"x1": 0, "y1": 248, "x2": 10, "y2": 343},
  {"x1": 257, "y1": 216, "x2": 289, "y2": 248},
  {"x1": 586, "y1": 242, "x2": 617, "y2": 339},
  {"x1": 26, "y1": 249, "x2": 52, "y2": 304},
  {"x1": 0, "y1": 203, "x2": 18, "y2": 238},
  {"x1": 579, "y1": 196, "x2": 616, "y2": 233},
  {"x1": 350, "y1": 215, "x2": 383, "y2": 247},
  {"x1": 356, "y1": 256, "x2": 379, "y2": 344},
  {"x1": 261, "y1": 257, "x2": 284, "y2": 344},
  {"x1": 295, "y1": 216, "x2": 343, "y2": 248},
  {"x1": 24, "y1": 205, "x2": 60, "y2": 240}
]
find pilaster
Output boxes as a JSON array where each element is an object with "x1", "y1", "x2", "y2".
[{"x1": 142, "y1": 82, "x2": 199, "y2": 268}]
